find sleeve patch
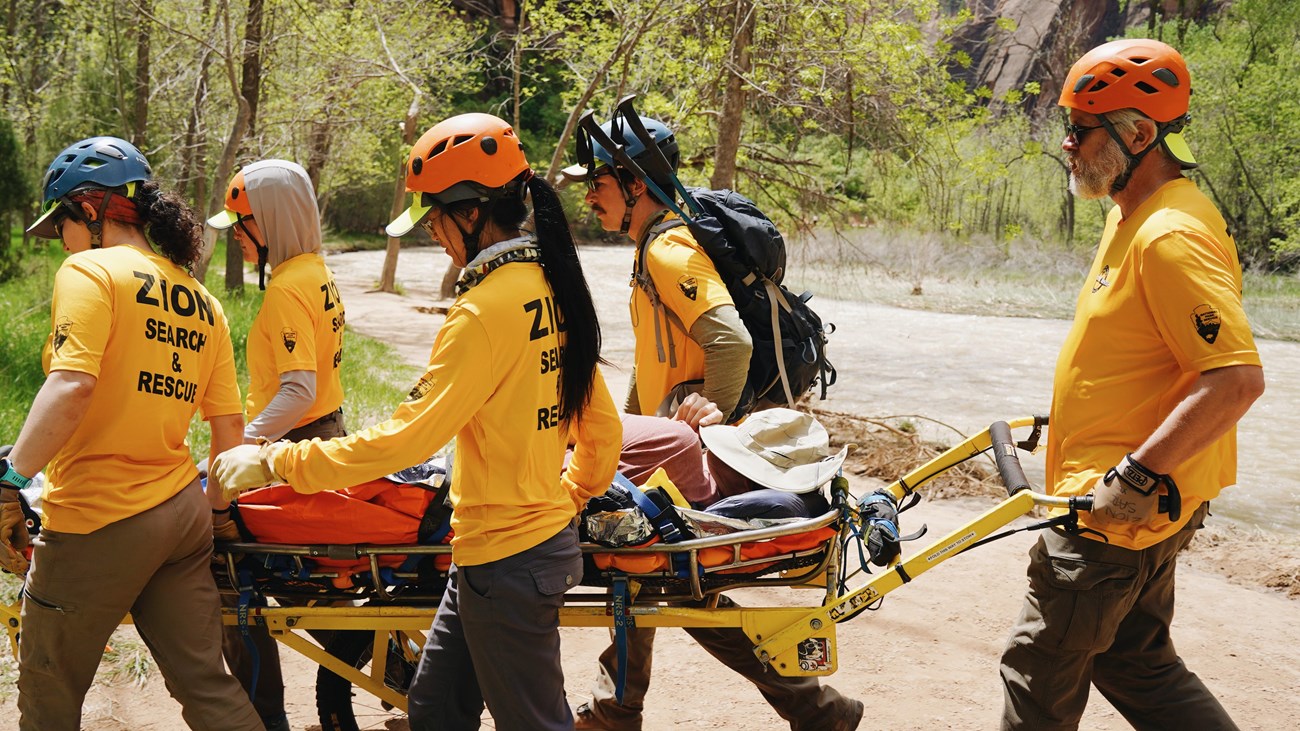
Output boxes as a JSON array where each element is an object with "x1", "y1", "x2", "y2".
[
  {"x1": 281, "y1": 328, "x2": 298, "y2": 353},
  {"x1": 1190, "y1": 304, "x2": 1220, "y2": 344},
  {"x1": 54, "y1": 317, "x2": 74, "y2": 352},
  {"x1": 677, "y1": 275, "x2": 699, "y2": 301}
]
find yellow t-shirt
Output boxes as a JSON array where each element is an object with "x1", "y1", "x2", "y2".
[
  {"x1": 41, "y1": 247, "x2": 242, "y2": 534},
  {"x1": 1048, "y1": 178, "x2": 1261, "y2": 549},
  {"x1": 274, "y1": 261, "x2": 622, "y2": 565},
  {"x1": 245, "y1": 254, "x2": 346, "y2": 425},
  {"x1": 629, "y1": 223, "x2": 734, "y2": 415}
]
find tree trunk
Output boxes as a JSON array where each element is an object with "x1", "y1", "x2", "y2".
[
  {"x1": 131, "y1": 0, "x2": 151, "y2": 148},
  {"x1": 710, "y1": 0, "x2": 755, "y2": 190},
  {"x1": 223, "y1": 0, "x2": 265, "y2": 291},
  {"x1": 305, "y1": 113, "x2": 334, "y2": 194},
  {"x1": 193, "y1": 0, "x2": 260, "y2": 284},
  {"x1": 379, "y1": 94, "x2": 421, "y2": 294},
  {"x1": 179, "y1": 0, "x2": 214, "y2": 211}
]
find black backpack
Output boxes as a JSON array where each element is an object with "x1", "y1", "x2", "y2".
[{"x1": 636, "y1": 188, "x2": 836, "y2": 421}]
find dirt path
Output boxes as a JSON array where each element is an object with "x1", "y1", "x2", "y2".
[{"x1": 16, "y1": 244, "x2": 1296, "y2": 730}]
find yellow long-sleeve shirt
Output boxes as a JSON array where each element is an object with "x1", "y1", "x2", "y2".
[{"x1": 273, "y1": 261, "x2": 621, "y2": 565}]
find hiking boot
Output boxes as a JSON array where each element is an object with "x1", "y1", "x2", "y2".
[
  {"x1": 834, "y1": 699, "x2": 865, "y2": 731},
  {"x1": 574, "y1": 702, "x2": 633, "y2": 731}
]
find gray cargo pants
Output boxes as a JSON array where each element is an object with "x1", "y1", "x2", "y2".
[{"x1": 406, "y1": 523, "x2": 583, "y2": 731}]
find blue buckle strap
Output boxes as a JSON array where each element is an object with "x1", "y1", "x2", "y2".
[
  {"x1": 615, "y1": 473, "x2": 691, "y2": 544},
  {"x1": 611, "y1": 575, "x2": 632, "y2": 703},
  {"x1": 236, "y1": 569, "x2": 261, "y2": 703}
]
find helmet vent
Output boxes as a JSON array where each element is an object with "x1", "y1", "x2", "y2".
[
  {"x1": 452, "y1": 134, "x2": 474, "y2": 147},
  {"x1": 1131, "y1": 56, "x2": 1150, "y2": 64},
  {"x1": 1151, "y1": 67, "x2": 1180, "y2": 87},
  {"x1": 1134, "y1": 81, "x2": 1159, "y2": 94},
  {"x1": 1087, "y1": 80, "x2": 1110, "y2": 93},
  {"x1": 85, "y1": 159, "x2": 106, "y2": 169},
  {"x1": 429, "y1": 140, "x2": 448, "y2": 158},
  {"x1": 1110, "y1": 68, "x2": 1127, "y2": 78}
]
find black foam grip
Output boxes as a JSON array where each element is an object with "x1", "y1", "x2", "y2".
[{"x1": 990, "y1": 421, "x2": 1031, "y2": 496}]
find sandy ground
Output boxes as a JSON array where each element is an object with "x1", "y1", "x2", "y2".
[{"x1": 5, "y1": 244, "x2": 1298, "y2": 730}]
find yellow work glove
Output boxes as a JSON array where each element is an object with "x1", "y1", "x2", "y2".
[
  {"x1": 0, "y1": 498, "x2": 31, "y2": 576},
  {"x1": 211, "y1": 440, "x2": 288, "y2": 503}
]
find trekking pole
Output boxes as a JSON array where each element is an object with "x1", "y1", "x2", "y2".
[
  {"x1": 614, "y1": 95, "x2": 707, "y2": 218},
  {"x1": 577, "y1": 110, "x2": 696, "y2": 224}
]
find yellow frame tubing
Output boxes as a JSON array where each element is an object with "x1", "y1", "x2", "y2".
[
  {"x1": 5, "y1": 418, "x2": 1063, "y2": 692},
  {"x1": 229, "y1": 605, "x2": 434, "y2": 712},
  {"x1": 2, "y1": 596, "x2": 19, "y2": 659},
  {"x1": 750, "y1": 489, "x2": 1041, "y2": 670},
  {"x1": 880, "y1": 416, "x2": 1041, "y2": 504}
]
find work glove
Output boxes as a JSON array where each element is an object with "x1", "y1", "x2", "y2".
[
  {"x1": 1090, "y1": 454, "x2": 1161, "y2": 529},
  {"x1": 212, "y1": 512, "x2": 243, "y2": 543},
  {"x1": 0, "y1": 498, "x2": 31, "y2": 576},
  {"x1": 211, "y1": 440, "x2": 288, "y2": 503}
]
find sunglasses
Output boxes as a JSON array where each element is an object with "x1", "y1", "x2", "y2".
[
  {"x1": 585, "y1": 169, "x2": 614, "y2": 192},
  {"x1": 419, "y1": 215, "x2": 437, "y2": 240},
  {"x1": 1065, "y1": 121, "x2": 1104, "y2": 143}
]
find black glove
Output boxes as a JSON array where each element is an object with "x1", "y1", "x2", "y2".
[{"x1": 859, "y1": 491, "x2": 902, "y2": 567}]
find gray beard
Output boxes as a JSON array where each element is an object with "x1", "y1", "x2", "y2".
[{"x1": 1069, "y1": 137, "x2": 1129, "y2": 200}]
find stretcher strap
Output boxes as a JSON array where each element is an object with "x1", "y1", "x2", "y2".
[
  {"x1": 612, "y1": 576, "x2": 632, "y2": 704},
  {"x1": 237, "y1": 569, "x2": 261, "y2": 703}
]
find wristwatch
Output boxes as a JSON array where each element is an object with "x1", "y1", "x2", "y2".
[{"x1": 0, "y1": 458, "x2": 33, "y2": 492}]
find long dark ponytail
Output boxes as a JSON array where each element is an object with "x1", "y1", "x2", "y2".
[{"x1": 472, "y1": 174, "x2": 601, "y2": 420}]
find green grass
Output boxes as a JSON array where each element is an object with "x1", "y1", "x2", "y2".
[
  {"x1": 0, "y1": 229, "x2": 417, "y2": 456},
  {"x1": 321, "y1": 228, "x2": 390, "y2": 253}
]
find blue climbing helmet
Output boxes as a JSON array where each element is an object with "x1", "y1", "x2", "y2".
[
  {"x1": 563, "y1": 115, "x2": 679, "y2": 186},
  {"x1": 27, "y1": 136, "x2": 153, "y2": 240}
]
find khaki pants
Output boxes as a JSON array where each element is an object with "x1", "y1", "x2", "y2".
[
  {"x1": 222, "y1": 409, "x2": 347, "y2": 724},
  {"x1": 585, "y1": 595, "x2": 861, "y2": 730},
  {"x1": 1000, "y1": 503, "x2": 1237, "y2": 731},
  {"x1": 18, "y1": 481, "x2": 263, "y2": 731}
]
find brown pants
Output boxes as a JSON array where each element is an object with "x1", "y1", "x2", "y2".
[
  {"x1": 18, "y1": 481, "x2": 263, "y2": 731},
  {"x1": 222, "y1": 409, "x2": 347, "y2": 724},
  {"x1": 585, "y1": 595, "x2": 861, "y2": 730},
  {"x1": 1000, "y1": 503, "x2": 1238, "y2": 731}
]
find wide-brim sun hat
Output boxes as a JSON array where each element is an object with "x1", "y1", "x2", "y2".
[{"x1": 700, "y1": 408, "x2": 848, "y2": 494}]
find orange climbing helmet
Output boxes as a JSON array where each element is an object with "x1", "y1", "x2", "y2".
[
  {"x1": 206, "y1": 170, "x2": 253, "y2": 230},
  {"x1": 1060, "y1": 38, "x2": 1196, "y2": 169},
  {"x1": 387, "y1": 113, "x2": 531, "y2": 237},
  {"x1": 1060, "y1": 38, "x2": 1190, "y2": 122}
]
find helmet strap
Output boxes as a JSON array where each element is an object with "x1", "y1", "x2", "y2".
[
  {"x1": 87, "y1": 189, "x2": 116, "y2": 249},
  {"x1": 1098, "y1": 114, "x2": 1172, "y2": 195},
  {"x1": 615, "y1": 176, "x2": 637, "y2": 236},
  {"x1": 448, "y1": 203, "x2": 493, "y2": 262},
  {"x1": 236, "y1": 218, "x2": 269, "y2": 290}
]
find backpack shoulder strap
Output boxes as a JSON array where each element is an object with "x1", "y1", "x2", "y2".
[{"x1": 633, "y1": 214, "x2": 690, "y2": 368}]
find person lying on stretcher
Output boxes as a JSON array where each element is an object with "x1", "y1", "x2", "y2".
[{"x1": 611, "y1": 394, "x2": 844, "y2": 524}]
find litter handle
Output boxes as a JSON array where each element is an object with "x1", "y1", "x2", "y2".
[{"x1": 989, "y1": 421, "x2": 1031, "y2": 497}]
